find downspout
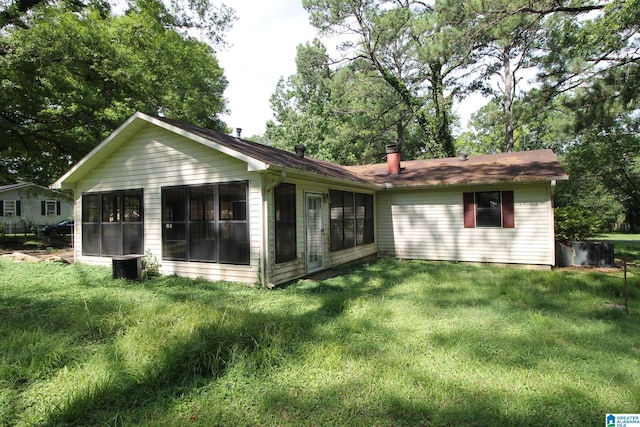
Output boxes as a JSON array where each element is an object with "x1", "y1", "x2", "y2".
[
  {"x1": 550, "y1": 180, "x2": 557, "y2": 267},
  {"x1": 261, "y1": 171, "x2": 286, "y2": 288}
]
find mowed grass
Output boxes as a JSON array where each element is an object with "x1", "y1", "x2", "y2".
[{"x1": 1, "y1": 258, "x2": 639, "y2": 426}]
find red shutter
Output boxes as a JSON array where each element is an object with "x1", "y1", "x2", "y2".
[
  {"x1": 463, "y1": 192, "x2": 475, "y2": 228},
  {"x1": 502, "y1": 191, "x2": 514, "y2": 228}
]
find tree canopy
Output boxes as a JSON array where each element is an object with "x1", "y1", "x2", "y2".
[
  {"x1": 0, "y1": 0, "x2": 234, "y2": 185},
  {"x1": 265, "y1": 0, "x2": 640, "y2": 229}
]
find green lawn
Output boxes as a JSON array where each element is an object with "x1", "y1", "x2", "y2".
[{"x1": 1, "y1": 259, "x2": 638, "y2": 426}]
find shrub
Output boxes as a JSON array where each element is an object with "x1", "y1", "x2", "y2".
[{"x1": 555, "y1": 206, "x2": 604, "y2": 241}]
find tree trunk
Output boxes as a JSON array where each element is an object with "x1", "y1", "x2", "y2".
[{"x1": 503, "y1": 46, "x2": 515, "y2": 153}]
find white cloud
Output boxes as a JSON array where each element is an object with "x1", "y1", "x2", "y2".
[{"x1": 217, "y1": 1, "x2": 317, "y2": 137}]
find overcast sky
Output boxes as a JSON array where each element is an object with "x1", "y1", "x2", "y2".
[
  {"x1": 215, "y1": 1, "x2": 483, "y2": 138},
  {"x1": 216, "y1": 1, "x2": 317, "y2": 138}
]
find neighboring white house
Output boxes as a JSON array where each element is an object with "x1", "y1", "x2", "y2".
[
  {"x1": 0, "y1": 183, "x2": 73, "y2": 233},
  {"x1": 52, "y1": 112, "x2": 568, "y2": 286}
]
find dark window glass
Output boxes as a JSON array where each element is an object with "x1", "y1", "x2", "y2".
[
  {"x1": 82, "y1": 194, "x2": 100, "y2": 222},
  {"x1": 163, "y1": 188, "x2": 186, "y2": 222},
  {"x1": 274, "y1": 183, "x2": 296, "y2": 263},
  {"x1": 189, "y1": 222, "x2": 216, "y2": 261},
  {"x1": 219, "y1": 223, "x2": 249, "y2": 264},
  {"x1": 163, "y1": 222, "x2": 186, "y2": 260},
  {"x1": 123, "y1": 191, "x2": 142, "y2": 222},
  {"x1": 343, "y1": 192, "x2": 355, "y2": 249},
  {"x1": 219, "y1": 182, "x2": 247, "y2": 220},
  {"x1": 82, "y1": 190, "x2": 143, "y2": 256},
  {"x1": 330, "y1": 190, "x2": 344, "y2": 251},
  {"x1": 161, "y1": 182, "x2": 249, "y2": 264},
  {"x1": 476, "y1": 191, "x2": 502, "y2": 227},
  {"x1": 162, "y1": 187, "x2": 187, "y2": 260},
  {"x1": 330, "y1": 190, "x2": 374, "y2": 251},
  {"x1": 82, "y1": 224, "x2": 100, "y2": 255},
  {"x1": 101, "y1": 223, "x2": 121, "y2": 256},
  {"x1": 102, "y1": 193, "x2": 120, "y2": 222},
  {"x1": 356, "y1": 193, "x2": 374, "y2": 245},
  {"x1": 189, "y1": 186, "x2": 215, "y2": 221}
]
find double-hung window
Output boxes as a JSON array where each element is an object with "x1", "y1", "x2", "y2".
[
  {"x1": 330, "y1": 190, "x2": 374, "y2": 251},
  {"x1": 161, "y1": 181, "x2": 249, "y2": 265},
  {"x1": 81, "y1": 190, "x2": 144, "y2": 256},
  {"x1": 1, "y1": 200, "x2": 19, "y2": 216},
  {"x1": 463, "y1": 191, "x2": 515, "y2": 228},
  {"x1": 41, "y1": 200, "x2": 61, "y2": 216}
]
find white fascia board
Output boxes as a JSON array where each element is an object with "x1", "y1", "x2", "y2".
[
  {"x1": 52, "y1": 112, "x2": 146, "y2": 188},
  {"x1": 52, "y1": 112, "x2": 269, "y2": 189}
]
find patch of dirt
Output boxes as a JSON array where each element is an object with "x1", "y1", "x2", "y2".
[{"x1": 0, "y1": 247, "x2": 74, "y2": 263}]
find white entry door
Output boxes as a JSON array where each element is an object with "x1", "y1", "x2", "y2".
[{"x1": 306, "y1": 193, "x2": 324, "y2": 272}]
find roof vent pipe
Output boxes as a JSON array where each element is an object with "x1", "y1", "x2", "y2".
[
  {"x1": 295, "y1": 144, "x2": 306, "y2": 158},
  {"x1": 386, "y1": 144, "x2": 401, "y2": 175},
  {"x1": 236, "y1": 128, "x2": 242, "y2": 138},
  {"x1": 458, "y1": 150, "x2": 469, "y2": 162}
]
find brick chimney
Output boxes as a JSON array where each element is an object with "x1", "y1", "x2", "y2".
[{"x1": 386, "y1": 144, "x2": 401, "y2": 175}]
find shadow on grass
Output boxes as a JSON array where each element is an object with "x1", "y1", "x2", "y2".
[{"x1": 2, "y1": 259, "x2": 639, "y2": 426}]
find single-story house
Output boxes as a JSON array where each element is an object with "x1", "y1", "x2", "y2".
[
  {"x1": 0, "y1": 183, "x2": 73, "y2": 233},
  {"x1": 52, "y1": 112, "x2": 568, "y2": 286}
]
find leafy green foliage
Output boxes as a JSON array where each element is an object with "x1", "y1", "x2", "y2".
[
  {"x1": 0, "y1": 0, "x2": 232, "y2": 185},
  {"x1": 555, "y1": 206, "x2": 605, "y2": 241}
]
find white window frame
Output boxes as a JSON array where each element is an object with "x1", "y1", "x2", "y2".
[
  {"x1": 4, "y1": 200, "x2": 16, "y2": 216},
  {"x1": 46, "y1": 200, "x2": 57, "y2": 216}
]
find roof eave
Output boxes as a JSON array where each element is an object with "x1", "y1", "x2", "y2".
[
  {"x1": 264, "y1": 165, "x2": 379, "y2": 190},
  {"x1": 380, "y1": 176, "x2": 568, "y2": 190},
  {"x1": 52, "y1": 112, "x2": 269, "y2": 188}
]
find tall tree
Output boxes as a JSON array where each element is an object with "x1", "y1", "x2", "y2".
[
  {"x1": 302, "y1": 0, "x2": 479, "y2": 158},
  {"x1": 0, "y1": 0, "x2": 233, "y2": 185}
]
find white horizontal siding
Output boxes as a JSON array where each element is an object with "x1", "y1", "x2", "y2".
[
  {"x1": 377, "y1": 184, "x2": 554, "y2": 266},
  {"x1": 0, "y1": 187, "x2": 72, "y2": 225},
  {"x1": 75, "y1": 124, "x2": 262, "y2": 284},
  {"x1": 268, "y1": 179, "x2": 377, "y2": 285}
]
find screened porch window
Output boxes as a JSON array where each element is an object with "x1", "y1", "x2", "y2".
[
  {"x1": 274, "y1": 183, "x2": 296, "y2": 263},
  {"x1": 330, "y1": 190, "x2": 374, "y2": 251},
  {"x1": 161, "y1": 181, "x2": 249, "y2": 265},
  {"x1": 81, "y1": 189, "x2": 144, "y2": 256}
]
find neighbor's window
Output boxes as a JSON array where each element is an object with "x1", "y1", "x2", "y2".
[
  {"x1": 463, "y1": 191, "x2": 514, "y2": 228},
  {"x1": 274, "y1": 183, "x2": 296, "y2": 263},
  {"x1": 1, "y1": 200, "x2": 19, "y2": 216},
  {"x1": 41, "y1": 200, "x2": 61, "y2": 216},
  {"x1": 81, "y1": 189, "x2": 144, "y2": 256},
  {"x1": 330, "y1": 190, "x2": 374, "y2": 251},
  {"x1": 161, "y1": 181, "x2": 249, "y2": 265}
]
